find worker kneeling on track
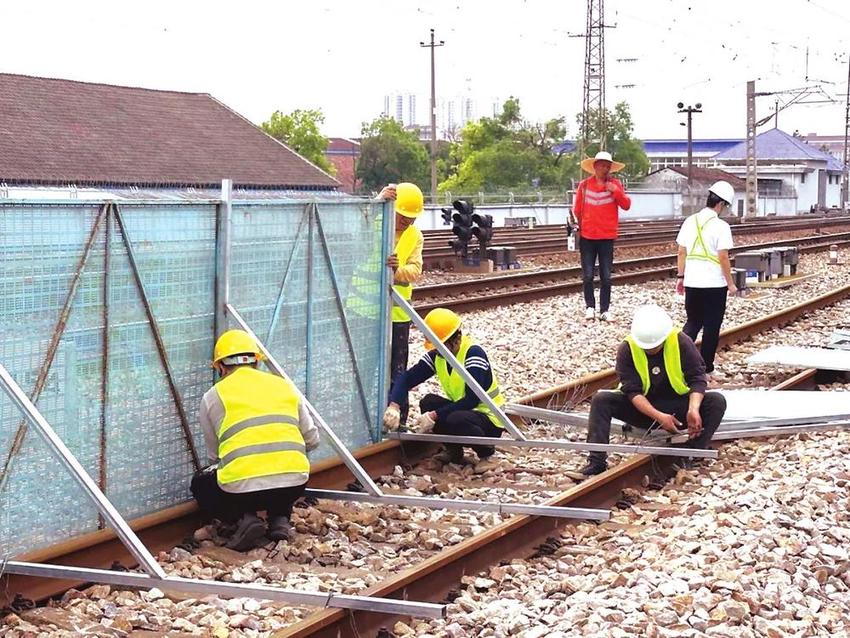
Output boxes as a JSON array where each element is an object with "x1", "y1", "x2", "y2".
[
  {"x1": 191, "y1": 329, "x2": 320, "y2": 551},
  {"x1": 580, "y1": 304, "x2": 726, "y2": 477},
  {"x1": 383, "y1": 308, "x2": 506, "y2": 466}
]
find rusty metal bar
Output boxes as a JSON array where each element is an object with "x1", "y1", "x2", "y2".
[
  {"x1": 112, "y1": 204, "x2": 201, "y2": 471},
  {"x1": 0, "y1": 203, "x2": 107, "y2": 494}
]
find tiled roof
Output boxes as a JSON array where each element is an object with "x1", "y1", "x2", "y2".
[
  {"x1": 663, "y1": 166, "x2": 747, "y2": 189},
  {"x1": 0, "y1": 73, "x2": 339, "y2": 189},
  {"x1": 714, "y1": 128, "x2": 844, "y2": 171},
  {"x1": 327, "y1": 137, "x2": 361, "y2": 154}
]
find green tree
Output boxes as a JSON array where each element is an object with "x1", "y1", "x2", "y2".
[
  {"x1": 356, "y1": 117, "x2": 430, "y2": 193},
  {"x1": 261, "y1": 108, "x2": 335, "y2": 175},
  {"x1": 576, "y1": 102, "x2": 650, "y2": 181}
]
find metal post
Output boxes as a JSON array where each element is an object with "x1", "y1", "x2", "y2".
[
  {"x1": 225, "y1": 304, "x2": 384, "y2": 496},
  {"x1": 305, "y1": 203, "x2": 315, "y2": 399},
  {"x1": 842, "y1": 57, "x2": 850, "y2": 211},
  {"x1": 0, "y1": 364, "x2": 166, "y2": 578},
  {"x1": 265, "y1": 206, "x2": 309, "y2": 343},
  {"x1": 687, "y1": 109, "x2": 693, "y2": 184},
  {"x1": 214, "y1": 179, "x2": 233, "y2": 339},
  {"x1": 378, "y1": 201, "x2": 395, "y2": 441},
  {"x1": 745, "y1": 81, "x2": 757, "y2": 219},
  {"x1": 2, "y1": 562, "x2": 445, "y2": 618},
  {"x1": 113, "y1": 204, "x2": 201, "y2": 471},
  {"x1": 421, "y1": 28, "x2": 445, "y2": 204},
  {"x1": 99, "y1": 204, "x2": 111, "y2": 505},
  {"x1": 390, "y1": 290, "x2": 526, "y2": 439}
]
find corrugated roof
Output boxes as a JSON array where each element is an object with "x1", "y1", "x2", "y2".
[
  {"x1": 641, "y1": 139, "x2": 741, "y2": 154},
  {"x1": 0, "y1": 73, "x2": 339, "y2": 189},
  {"x1": 715, "y1": 128, "x2": 844, "y2": 171},
  {"x1": 661, "y1": 166, "x2": 747, "y2": 189}
]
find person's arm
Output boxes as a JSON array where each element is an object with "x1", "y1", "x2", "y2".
[
  {"x1": 616, "y1": 342, "x2": 681, "y2": 432},
  {"x1": 676, "y1": 245, "x2": 687, "y2": 294},
  {"x1": 297, "y1": 401, "x2": 320, "y2": 452},
  {"x1": 573, "y1": 181, "x2": 584, "y2": 225},
  {"x1": 394, "y1": 232, "x2": 423, "y2": 284},
  {"x1": 375, "y1": 184, "x2": 397, "y2": 202},
  {"x1": 388, "y1": 353, "x2": 436, "y2": 408},
  {"x1": 717, "y1": 223, "x2": 736, "y2": 293},
  {"x1": 432, "y1": 347, "x2": 493, "y2": 422},
  {"x1": 679, "y1": 332, "x2": 708, "y2": 394},
  {"x1": 608, "y1": 179, "x2": 631, "y2": 210},
  {"x1": 199, "y1": 391, "x2": 222, "y2": 465}
]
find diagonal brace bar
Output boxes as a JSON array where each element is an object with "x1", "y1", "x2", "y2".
[
  {"x1": 265, "y1": 205, "x2": 310, "y2": 343},
  {"x1": 387, "y1": 432, "x2": 718, "y2": 458},
  {"x1": 392, "y1": 290, "x2": 526, "y2": 439},
  {"x1": 113, "y1": 204, "x2": 201, "y2": 471},
  {"x1": 2, "y1": 562, "x2": 445, "y2": 618},
  {"x1": 225, "y1": 304, "x2": 384, "y2": 496},
  {"x1": 0, "y1": 364, "x2": 166, "y2": 578}
]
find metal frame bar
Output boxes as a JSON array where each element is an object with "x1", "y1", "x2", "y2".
[
  {"x1": 377, "y1": 201, "x2": 395, "y2": 442},
  {"x1": 718, "y1": 413, "x2": 850, "y2": 430},
  {"x1": 313, "y1": 205, "x2": 372, "y2": 428},
  {"x1": 391, "y1": 290, "x2": 526, "y2": 439},
  {"x1": 1, "y1": 562, "x2": 445, "y2": 618},
  {"x1": 214, "y1": 179, "x2": 233, "y2": 341},
  {"x1": 305, "y1": 203, "x2": 315, "y2": 399},
  {"x1": 0, "y1": 363, "x2": 166, "y2": 578},
  {"x1": 712, "y1": 420, "x2": 850, "y2": 440},
  {"x1": 113, "y1": 203, "x2": 201, "y2": 472},
  {"x1": 387, "y1": 432, "x2": 718, "y2": 458},
  {"x1": 0, "y1": 203, "x2": 108, "y2": 494},
  {"x1": 265, "y1": 204, "x2": 310, "y2": 343},
  {"x1": 225, "y1": 303, "x2": 384, "y2": 496},
  {"x1": 306, "y1": 488, "x2": 609, "y2": 520},
  {"x1": 504, "y1": 403, "x2": 627, "y2": 429},
  {"x1": 99, "y1": 203, "x2": 112, "y2": 515}
]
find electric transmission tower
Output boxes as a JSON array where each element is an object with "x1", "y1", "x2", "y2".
[{"x1": 580, "y1": 0, "x2": 606, "y2": 158}]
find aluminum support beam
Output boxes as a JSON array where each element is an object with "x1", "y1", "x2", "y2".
[
  {"x1": 2, "y1": 562, "x2": 445, "y2": 618},
  {"x1": 391, "y1": 290, "x2": 525, "y2": 439},
  {"x1": 504, "y1": 403, "x2": 627, "y2": 429},
  {"x1": 712, "y1": 420, "x2": 850, "y2": 441},
  {"x1": 214, "y1": 179, "x2": 233, "y2": 339},
  {"x1": 387, "y1": 432, "x2": 717, "y2": 459},
  {"x1": 306, "y1": 488, "x2": 609, "y2": 521},
  {"x1": 225, "y1": 304, "x2": 384, "y2": 496},
  {"x1": 0, "y1": 364, "x2": 166, "y2": 579},
  {"x1": 718, "y1": 413, "x2": 850, "y2": 430}
]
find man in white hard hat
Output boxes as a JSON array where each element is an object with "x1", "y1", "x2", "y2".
[
  {"x1": 675, "y1": 180, "x2": 738, "y2": 374},
  {"x1": 574, "y1": 151, "x2": 632, "y2": 322},
  {"x1": 579, "y1": 304, "x2": 726, "y2": 476}
]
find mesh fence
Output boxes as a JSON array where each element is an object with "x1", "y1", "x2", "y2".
[{"x1": 0, "y1": 198, "x2": 389, "y2": 557}]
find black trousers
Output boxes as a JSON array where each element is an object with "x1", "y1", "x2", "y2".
[
  {"x1": 389, "y1": 321, "x2": 411, "y2": 424},
  {"x1": 586, "y1": 390, "x2": 727, "y2": 463},
  {"x1": 420, "y1": 393, "x2": 504, "y2": 459},
  {"x1": 683, "y1": 286, "x2": 728, "y2": 372},
  {"x1": 579, "y1": 238, "x2": 615, "y2": 312},
  {"x1": 190, "y1": 470, "x2": 306, "y2": 523}
]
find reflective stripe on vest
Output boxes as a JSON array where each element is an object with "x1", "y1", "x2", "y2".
[
  {"x1": 686, "y1": 213, "x2": 721, "y2": 265},
  {"x1": 434, "y1": 335, "x2": 506, "y2": 428},
  {"x1": 625, "y1": 331, "x2": 690, "y2": 396},
  {"x1": 214, "y1": 367, "x2": 308, "y2": 485},
  {"x1": 391, "y1": 225, "x2": 423, "y2": 323}
]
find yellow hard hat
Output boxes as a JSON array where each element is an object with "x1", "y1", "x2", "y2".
[
  {"x1": 395, "y1": 182, "x2": 424, "y2": 218},
  {"x1": 213, "y1": 329, "x2": 265, "y2": 364},
  {"x1": 423, "y1": 308, "x2": 462, "y2": 350}
]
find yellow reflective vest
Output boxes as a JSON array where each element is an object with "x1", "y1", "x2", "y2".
[
  {"x1": 214, "y1": 367, "x2": 309, "y2": 486},
  {"x1": 624, "y1": 330, "x2": 690, "y2": 396},
  {"x1": 434, "y1": 335, "x2": 506, "y2": 428},
  {"x1": 686, "y1": 212, "x2": 721, "y2": 265},
  {"x1": 391, "y1": 225, "x2": 424, "y2": 323}
]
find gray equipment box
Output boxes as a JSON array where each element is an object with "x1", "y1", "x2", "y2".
[
  {"x1": 733, "y1": 251, "x2": 770, "y2": 282},
  {"x1": 771, "y1": 245, "x2": 799, "y2": 275}
]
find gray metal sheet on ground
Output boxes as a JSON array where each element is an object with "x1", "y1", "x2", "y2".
[
  {"x1": 719, "y1": 389, "x2": 850, "y2": 420},
  {"x1": 746, "y1": 345, "x2": 850, "y2": 372}
]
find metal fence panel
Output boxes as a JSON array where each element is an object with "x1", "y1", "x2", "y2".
[{"x1": 0, "y1": 197, "x2": 389, "y2": 558}]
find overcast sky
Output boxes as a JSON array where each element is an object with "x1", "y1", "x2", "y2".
[{"x1": 2, "y1": 0, "x2": 849, "y2": 143}]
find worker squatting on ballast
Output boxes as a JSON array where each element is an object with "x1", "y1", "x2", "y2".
[
  {"x1": 191, "y1": 330, "x2": 320, "y2": 552},
  {"x1": 383, "y1": 308, "x2": 506, "y2": 467},
  {"x1": 580, "y1": 304, "x2": 728, "y2": 477}
]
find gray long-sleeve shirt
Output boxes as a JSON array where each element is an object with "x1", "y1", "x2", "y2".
[
  {"x1": 615, "y1": 332, "x2": 707, "y2": 401},
  {"x1": 199, "y1": 381, "x2": 320, "y2": 493}
]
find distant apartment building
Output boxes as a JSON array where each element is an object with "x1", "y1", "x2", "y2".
[{"x1": 382, "y1": 93, "x2": 476, "y2": 138}]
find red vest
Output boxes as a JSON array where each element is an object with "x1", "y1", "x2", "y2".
[{"x1": 574, "y1": 177, "x2": 631, "y2": 240}]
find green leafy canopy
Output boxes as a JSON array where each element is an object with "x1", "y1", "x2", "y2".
[{"x1": 261, "y1": 108, "x2": 336, "y2": 175}]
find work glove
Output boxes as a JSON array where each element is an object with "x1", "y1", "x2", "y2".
[
  {"x1": 415, "y1": 411, "x2": 436, "y2": 433},
  {"x1": 383, "y1": 405, "x2": 401, "y2": 431}
]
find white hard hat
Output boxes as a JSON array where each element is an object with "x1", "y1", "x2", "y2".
[
  {"x1": 708, "y1": 180, "x2": 735, "y2": 206},
  {"x1": 630, "y1": 304, "x2": 673, "y2": 350}
]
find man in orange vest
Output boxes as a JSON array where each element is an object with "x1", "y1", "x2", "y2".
[
  {"x1": 191, "y1": 330, "x2": 320, "y2": 551},
  {"x1": 377, "y1": 183, "x2": 425, "y2": 428},
  {"x1": 574, "y1": 151, "x2": 631, "y2": 322}
]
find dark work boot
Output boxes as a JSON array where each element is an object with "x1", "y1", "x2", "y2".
[
  {"x1": 580, "y1": 454, "x2": 608, "y2": 476},
  {"x1": 267, "y1": 516, "x2": 293, "y2": 542},
  {"x1": 225, "y1": 513, "x2": 265, "y2": 551}
]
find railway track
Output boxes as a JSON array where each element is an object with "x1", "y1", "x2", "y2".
[
  {"x1": 415, "y1": 231, "x2": 850, "y2": 313},
  {"x1": 4, "y1": 280, "x2": 850, "y2": 637},
  {"x1": 422, "y1": 215, "x2": 850, "y2": 267}
]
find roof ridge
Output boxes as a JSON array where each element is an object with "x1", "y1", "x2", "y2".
[{"x1": 0, "y1": 71, "x2": 209, "y2": 97}]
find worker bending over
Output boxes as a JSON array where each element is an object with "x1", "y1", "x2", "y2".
[
  {"x1": 580, "y1": 304, "x2": 726, "y2": 476},
  {"x1": 191, "y1": 330, "x2": 319, "y2": 551},
  {"x1": 383, "y1": 308, "x2": 505, "y2": 465},
  {"x1": 377, "y1": 182, "x2": 425, "y2": 429}
]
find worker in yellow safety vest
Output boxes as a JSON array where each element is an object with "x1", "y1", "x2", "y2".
[
  {"x1": 191, "y1": 330, "x2": 320, "y2": 551},
  {"x1": 376, "y1": 183, "x2": 426, "y2": 429},
  {"x1": 383, "y1": 308, "x2": 506, "y2": 466},
  {"x1": 579, "y1": 304, "x2": 726, "y2": 477}
]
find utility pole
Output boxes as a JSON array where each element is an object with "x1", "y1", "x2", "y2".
[
  {"x1": 843, "y1": 56, "x2": 850, "y2": 211},
  {"x1": 420, "y1": 28, "x2": 444, "y2": 205},
  {"x1": 745, "y1": 80, "x2": 757, "y2": 219},
  {"x1": 677, "y1": 102, "x2": 702, "y2": 213},
  {"x1": 570, "y1": 0, "x2": 609, "y2": 158}
]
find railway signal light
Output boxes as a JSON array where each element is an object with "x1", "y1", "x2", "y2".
[
  {"x1": 449, "y1": 200, "x2": 475, "y2": 258},
  {"x1": 472, "y1": 213, "x2": 494, "y2": 253},
  {"x1": 440, "y1": 207, "x2": 453, "y2": 226}
]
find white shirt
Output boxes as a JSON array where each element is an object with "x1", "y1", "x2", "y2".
[{"x1": 676, "y1": 208, "x2": 733, "y2": 288}]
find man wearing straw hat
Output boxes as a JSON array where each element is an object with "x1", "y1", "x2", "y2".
[{"x1": 573, "y1": 151, "x2": 631, "y2": 321}]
